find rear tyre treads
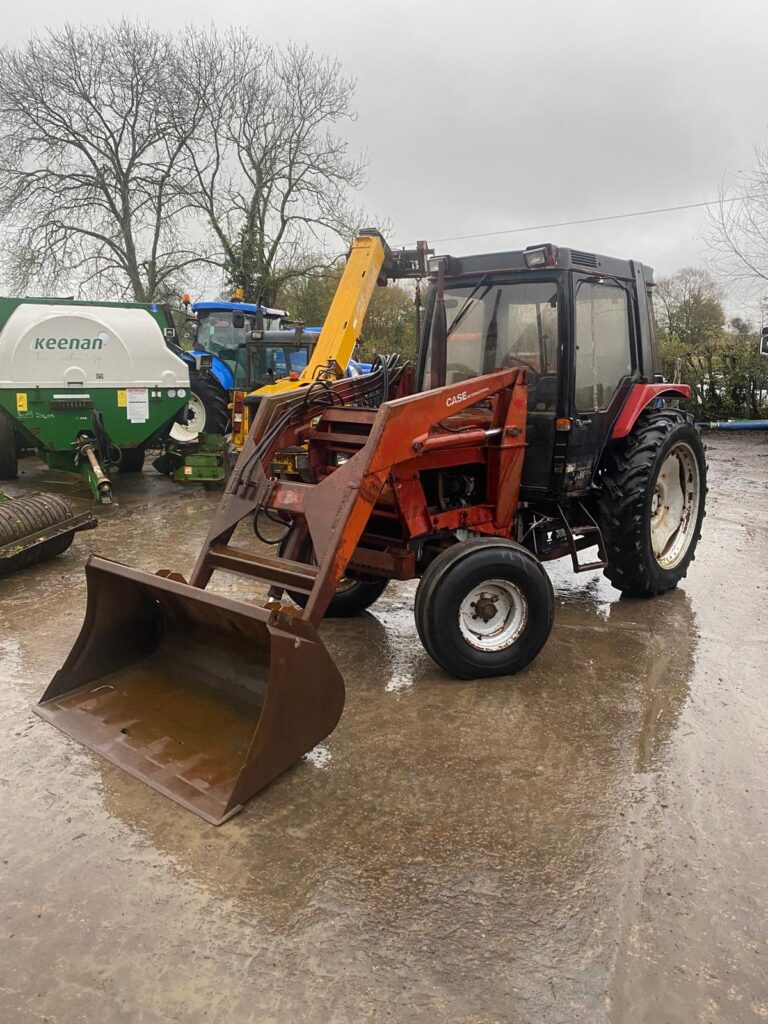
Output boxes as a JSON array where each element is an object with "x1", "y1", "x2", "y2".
[
  {"x1": 277, "y1": 531, "x2": 389, "y2": 617},
  {"x1": 188, "y1": 370, "x2": 230, "y2": 435},
  {"x1": 597, "y1": 410, "x2": 707, "y2": 597}
]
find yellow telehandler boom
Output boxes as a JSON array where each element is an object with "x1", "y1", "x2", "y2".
[{"x1": 230, "y1": 231, "x2": 430, "y2": 448}]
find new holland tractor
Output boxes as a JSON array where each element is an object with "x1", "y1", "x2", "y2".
[
  {"x1": 170, "y1": 299, "x2": 308, "y2": 443},
  {"x1": 36, "y1": 239, "x2": 707, "y2": 825}
]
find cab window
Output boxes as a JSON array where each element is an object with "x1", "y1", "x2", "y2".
[{"x1": 574, "y1": 281, "x2": 632, "y2": 412}]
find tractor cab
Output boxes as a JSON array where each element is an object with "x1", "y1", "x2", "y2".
[
  {"x1": 189, "y1": 301, "x2": 305, "y2": 390},
  {"x1": 417, "y1": 243, "x2": 660, "y2": 497}
]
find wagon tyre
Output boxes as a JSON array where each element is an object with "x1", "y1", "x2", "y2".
[
  {"x1": 118, "y1": 447, "x2": 145, "y2": 472},
  {"x1": 597, "y1": 409, "x2": 706, "y2": 597},
  {"x1": 0, "y1": 411, "x2": 18, "y2": 480},
  {"x1": 415, "y1": 539, "x2": 554, "y2": 679}
]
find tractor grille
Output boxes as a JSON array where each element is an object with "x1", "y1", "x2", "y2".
[{"x1": 570, "y1": 249, "x2": 600, "y2": 268}]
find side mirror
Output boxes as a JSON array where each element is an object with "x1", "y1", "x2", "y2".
[
  {"x1": 761, "y1": 327, "x2": 768, "y2": 356},
  {"x1": 250, "y1": 309, "x2": 265, "y2": 341},
  {"x1": 232, "y1": 312, "x2": 245, "y2": 330}
]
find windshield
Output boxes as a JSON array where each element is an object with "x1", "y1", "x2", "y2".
[
  {"x1": 196, "y1": 311, "x2": 251, "y2": 367},
  {"x1": 247, "y1": 344, "x2": 310, "y2": 383},
  {"x1": 196, "y1": 312, "x2": 312, "y2": 387},
  {"x1": 423, "y1": 279, "x2": 559, "y2": 406}
]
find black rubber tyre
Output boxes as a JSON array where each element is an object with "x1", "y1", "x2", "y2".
[
  {"x1": 0, "y1": 411, "x2": 18, "y2": 480},
  {"x1": 277, "y1": 531, "x2": 389, "y2": 617},
  {"x1": 118, "y1": 447, "x2": 145, "y2": 472},
  {"x1": 185, "y1": 370, "x2": 230, "y2": 436},
  {"x1": 414, "y1": 539, "x2": 554, "y2": 679},
  {"x1": 596, "y1": 409, "x2": 707, "y2": 597}
]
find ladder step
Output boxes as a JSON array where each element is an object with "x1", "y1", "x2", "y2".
[
  {"x1": 573, "y1": 558, "x2": 608, "y2": 572},
  {"x1": 207, "y1": 545, "x2": 319, "y2": 594}
]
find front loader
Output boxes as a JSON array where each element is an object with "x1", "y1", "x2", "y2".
[{"x1": 36, "y1": 240, "x2": 707, "y2": 824}]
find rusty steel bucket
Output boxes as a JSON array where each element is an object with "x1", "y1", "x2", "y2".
[{"x1": 35, "y1": 555, "x2": 345, "y2": 825}]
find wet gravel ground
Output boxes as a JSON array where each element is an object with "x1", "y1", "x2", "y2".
[{"x1": 0, "y1": 432, "x2": 766, "y2": 1023}]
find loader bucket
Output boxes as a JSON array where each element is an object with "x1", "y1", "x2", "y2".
[{"x1": 35, "y1": 555, "x2": 345, "y2": 825}]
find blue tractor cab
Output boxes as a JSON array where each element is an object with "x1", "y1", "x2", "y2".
[
  {"x1": 189, "y1": 301, "x2": 311, "y2": 391},
  {"x1": 172, "y1": 301, "x2": 320, "y2": 441}
]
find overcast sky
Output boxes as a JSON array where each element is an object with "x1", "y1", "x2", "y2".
[{"x1": 6, "y1": 0, "x2": 768, "y2": 311}]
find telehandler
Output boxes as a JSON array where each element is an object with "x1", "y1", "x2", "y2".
[{"x1": 36, "y1": 239, "x2": 706, "y2": 824}]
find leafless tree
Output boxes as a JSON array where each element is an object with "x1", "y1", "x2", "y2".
[
  {"x1": 179, "y1": 29, "x2": 367, "y2": 304},
  {"x1": 0, "y1": 21, "x2": 207, "y2": 301},
  {"x1": 707, "y1": 145, "x2": 768, "y2": 289}
]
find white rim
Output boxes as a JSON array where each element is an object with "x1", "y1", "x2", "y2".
[
  {"x1": 650, "y1": 441, "x2": 701, "y2": 569},
  {"x1": 458, "y1": 578, "x2": 528, "y2": 652},
  {"x1": 169, "y1": 393, "x2": 206, "y2": 443}
]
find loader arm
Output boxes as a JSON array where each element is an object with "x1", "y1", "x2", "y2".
[{"x1": 34, "y1": 362, "x2": 527, "y2": 825}]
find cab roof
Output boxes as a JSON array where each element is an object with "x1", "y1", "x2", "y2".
[
  {"x1": 436, "y1": 243, "x2": 654, "y2": 285},
  {"x1": 191, "y1": 301, "x2": 287, "y2": 318}
]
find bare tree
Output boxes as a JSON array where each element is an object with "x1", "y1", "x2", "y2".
[
  {"x1": 0, "y1": 21, "x2": 206, "y2": 301},
  {"x1": 707, "y1": 146, "x2": 768, "y2": 289},
  {"x1": 179, "y1": 29, "x2": 366, "y2": 304}
]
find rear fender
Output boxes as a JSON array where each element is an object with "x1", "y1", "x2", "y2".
[{"x1": 611, "y1": 383, "x2": 691, "y2": 439}]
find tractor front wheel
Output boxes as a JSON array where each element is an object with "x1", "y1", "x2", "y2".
[
  {"x1": 415, "y1": 539, "x2": 554, "y2": 679},
  {"x1": 597, "y1": 410, "x2": 706, "y2": 597}
]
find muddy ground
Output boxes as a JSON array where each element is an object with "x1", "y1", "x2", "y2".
[{"x1": 0, "y1": 432, "x2": 766, "y2": 1024}]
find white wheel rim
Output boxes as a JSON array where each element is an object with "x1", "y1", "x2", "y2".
[
  {"x1": 458, "y1": 578, "x2": 528, "y2": 652},
  {"x1": 650, "y1": 441, "x2": 701, "y2": 569},
  {"x1": 169, "y1": 393, "x2": 206, "y2": 443}
]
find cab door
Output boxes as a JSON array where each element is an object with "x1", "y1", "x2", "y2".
[{"x1": 564, "y1": 275, "x2": 637, "y2": 492}]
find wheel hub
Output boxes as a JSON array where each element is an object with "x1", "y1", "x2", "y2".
[
  {"x1": 459, "y1": 579, "x2": 528, "y2": 652},
  {"x1": 650, "y1": 441, "x2": 701, "y2": 569},
  {"x1": 169, "y1": 393, "x2": 206, "y2": 443}
]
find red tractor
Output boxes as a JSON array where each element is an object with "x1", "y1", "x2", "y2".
[{"x1": 37, "y1": 238, "x2": 707, "y2": 824}]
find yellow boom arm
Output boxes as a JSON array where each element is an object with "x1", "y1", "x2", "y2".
[{"x1": 254, "y1": 233, "x2": 386, "y2": 400}]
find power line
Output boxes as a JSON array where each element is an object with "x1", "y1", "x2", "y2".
[{"x1": 395, "y1": 196, "x2": 743, "y2": 249}]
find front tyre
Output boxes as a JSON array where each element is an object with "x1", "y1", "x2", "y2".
[
  {"x1": 415, "y1": 539, "x2": 554, "y2": 679},
  {"x1": 597, "y1": 410, "x2": 706, "y2": 597}
]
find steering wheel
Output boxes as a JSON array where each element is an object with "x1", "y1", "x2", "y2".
[
  {"x1": 445, "y1": 363, "x2": 478, "y2": 382},
  {"x1": 500, "y1": 354, "x2": 541, "y2": 382}
]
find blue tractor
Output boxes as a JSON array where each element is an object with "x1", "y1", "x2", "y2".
[
  {"x1": 172, "y1": 300, "x2": 319, "y2": 442},
  {"x1": 172, "y1": 299, "x2": 369, "y2": 443}
]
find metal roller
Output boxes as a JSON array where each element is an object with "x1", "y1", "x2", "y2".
[{"x1": 0, "y1": 493, "x2": 96, "y2": 576}]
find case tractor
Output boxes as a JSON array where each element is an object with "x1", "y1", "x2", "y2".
[{"x1": 36, "y1": 236, "x2": 707, "y2": 825}]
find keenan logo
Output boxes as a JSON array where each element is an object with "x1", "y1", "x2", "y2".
[{"x1": 33, "y1": 334, "x2": 107, "y2": 351}]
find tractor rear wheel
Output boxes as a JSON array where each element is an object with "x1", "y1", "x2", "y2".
[
  {"x1": 597, "y1": 409, "x2": 706, "y2": 597},
  {"x1": 171, "y1": 370, "x2": 229, "y2": 442},
  {"x1": 277, "y1": 530, "x2": 389, "y2": 617},
  {"x1": 0, "y1": 412, "x2": 18, "y2": 480},
  {"x1": 415, "y1": 539, "x2": 554, "y2": 679}
]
